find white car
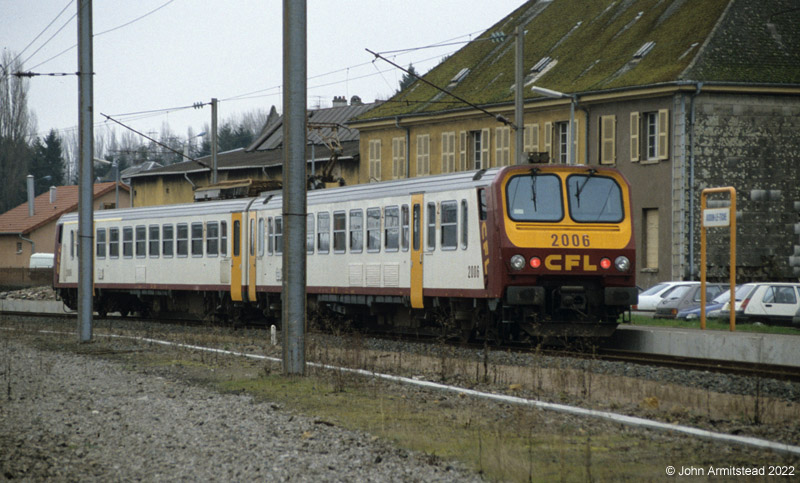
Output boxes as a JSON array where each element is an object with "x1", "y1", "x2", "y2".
[
  {"x1": 719, "y1": 282, "x2": 800, "y2": 325},
  {"x1": 634, "y1": 281, "x2": 698, "y2": 311}
]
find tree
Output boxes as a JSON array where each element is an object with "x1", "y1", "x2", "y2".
[
  {"x1": 0, "y1": 51, "x2": 36, "y2": 213},
  {"x1": 30, "y1": 130, "x2": 66, "y2": 194},
  {"x1": 397, "y1": 64, "x2": 419, "y2": 93}
]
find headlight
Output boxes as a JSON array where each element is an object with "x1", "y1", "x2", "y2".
[
  {"x1": 510, "y1": 254, "x2": 525, "y2": 271},
  {"x1": 614, "y1": 256, "x2": 630, "y2": 272}
]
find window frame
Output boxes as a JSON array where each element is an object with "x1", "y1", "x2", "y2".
[
  {"x1": 109, "y1": 227, "x2": 120, "y2": 259},
  {"x1": 349, "y1": 209, "x2": 363, "y2": 253},
  {"x1": 162, "y1": 224, "x2": 174, "y2": 258},
  {"x1": 384, "y1": 205, "x2": 400, "y2": 252},
  {"x1": 317, "y1": 212, "x2": 330, "y2": 254},
  {"x1": 207, "y1": 221, "x2": 219, "y2": 257},
  {"x1": 366, "y1": 207, "x2": 381, "y2": 253},
  {"x1": 440, "y1": 200, "x2": 458, "y2": 251},
  {"x1": 176, "y1": 223, "x2": 189, "y2": 258},
  {"x1": 333, "y1": 211, "x2": 347, "y2": 254},
  {"x1": 122, "y1": 226, "x2": 133, "y2": 259},
  {"x1": 96, "y1": 227, "x2": 107, "y2": 259},
  {"x1": 191, "y1": 222, "x2": 204, "y2": 257},
  {"x1": 148, "y1": 224, "x2": 160, "y2": 258},
  {"x1": 426, "y1": 202, "x2": 436, "y2": 251}
]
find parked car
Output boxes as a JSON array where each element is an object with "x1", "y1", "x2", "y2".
[
  {"x1": 675, "y1": 284, "x2": 755, "y2": 320},
  {"x1": 793, "y1": 305, "x2": 800, "y2": 326},
  {"x1": 634, "y1": 281, "x2": 699, "y2": 311},
  {"x1": 654, "y1": 283, "x2": 726, "y2": 319},
  {"x1": 719, "y1": 282, "x2": 800, "y2": 325}
]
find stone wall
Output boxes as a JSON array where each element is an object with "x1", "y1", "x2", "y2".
[{"x1": 691, "y1": 93, "x2": 800, "y2": 281}]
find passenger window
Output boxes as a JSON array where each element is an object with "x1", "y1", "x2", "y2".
[
  {"x1": 385, "y1": 206, "x2": 399, "y2": 252},
  {"x1": 267, "y1": 218, "x2": 274, "y2": 255},
  {"x1": 274, "y1": 216, "x2": 283, "y2": 255},
  {"x1": 233, "y1": 221, "x2": 240, "y2": 257},
  {"x1": 257, "y1": 218, "x2": 265, "y2": 256},
  {"x1": 109, "y1": 228, "x2": 119, "y2": 258},
  {"x1": 207, "y1": 222, "x2": 219, "y2": 257},
  {"x1": 401, "y1": 205, "x2": 409, "y2": 252},
  {"x1": 426, "y1": 202, "x2": 436, "y2": 251},
  {"x1": 349, "y1": 209, "x2": 363, "y2": 253},
  {"x1": 317, "y1": 212, "x2": 330, "y2": 254},
  {"x1": 149, "y1": 225, "x2": 160, "y2": 257},
  {"x1": 460, "y1": 199, "x2": 468, "y2": 250},
  {"x1": 412, "y1": 204, "x2": 421, "y2": 251},
  {"x1": 135, "y1": 225, "x2": 146, "y2": 258},
  {"x1": 192, "y1": 222, "x2": 204, "y2": 257},
  {"x1": 176, "y1": 223, "x2": 188, "y2": 257},
  {"x1": 333, "y1": 211, "x2": 347, "y2": 254},
  {"x1": 220, "y1": 221, "x2": 228, "y2": 256},
  {"x1": 249, "y1": 218, "x2": 255, "y2": 257},
  {"x1": 367, "y1": 207, "x2": 381, "y2": 253},
  {"x1": 440, "y1": 201, "x2": 457, "y2": 250},
  {"x1": 70, "y1": 230, "x2": 75, "y2": 259},
  {"x1": 162, "y1": 224, "x2": 174, "y2": 258},
  {"x1": 123, "y1": 227, "x2": 133, "y2": 258},
  {"x1": 306, "y1": 214, "x2": 315, "y2": 254},
  {"x1": 96, "y1": 228, "x2": 106, "y2": 259}
]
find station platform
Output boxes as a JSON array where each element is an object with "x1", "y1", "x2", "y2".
[
  {"x1": 0, "y1": 298, "x2": 68, "y2": 314},
  {"x1": 606, "y1": 324, "x2": 800, "y2": 369}
]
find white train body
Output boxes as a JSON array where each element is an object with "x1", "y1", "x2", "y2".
[{"x1": 54, "y1": 165, "x2": 637, "y2": 339}]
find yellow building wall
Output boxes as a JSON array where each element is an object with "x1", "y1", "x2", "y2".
[{"x1": 357, "y1": 106, "x2": 587, "y2": 183}]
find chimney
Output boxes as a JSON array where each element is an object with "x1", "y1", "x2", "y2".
[
  {"x1": 350, "y1": 95, "x2": 363, "y2": 106},
  {"x1": 27, "y1": 175, "x2": 35, "y2": 217},
  {"x1": 50, "y1": 186, "x2": 57, "y2": 203},
  {"x1": 331, "y1": 95, "x2": 347, "y2": 108}
]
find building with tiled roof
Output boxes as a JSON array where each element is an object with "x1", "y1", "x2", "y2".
[
  {"x1": 350, "y1": 0, "x2": 800, "y2": 285},
  {"x1": 0, "y1": 182, "x2": 129, "y2": 275},
  {"x1": 128, "y1": 98, "x2": 380, "y2": 206}
]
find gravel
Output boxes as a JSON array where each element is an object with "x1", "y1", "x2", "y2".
[{"x1": 0, "y1": 338, "x2": 481, "y2": 482}]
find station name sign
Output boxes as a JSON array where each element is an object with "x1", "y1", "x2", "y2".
[{"x1": 703, "y1": 208, "x2": 730, "y2": 227}]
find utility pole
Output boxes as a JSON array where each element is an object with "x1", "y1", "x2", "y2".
[
  {"x1": 77, "y1": 0, "x2": 93, "y2": 342},
  {"x1": 282, "y1": 0, "x2": 307, "y2": 375},
  {"x1": 211, "y1": 98, "x2": 218, "y2": 184},
  {"x1": 515, "y1": 24, "x2": 524, "y2": 165}
]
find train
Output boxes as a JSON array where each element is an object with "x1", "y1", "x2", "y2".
[{"x1": 54, "y1": 163, "x2": 638, "y2": 341}]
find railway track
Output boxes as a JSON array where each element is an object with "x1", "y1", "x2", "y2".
[{"x1": 5, "y1": 307, "x2": 800, "y2": 383}]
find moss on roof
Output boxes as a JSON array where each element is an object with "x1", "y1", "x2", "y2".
[{"x1": 358, "y1": 0, "x2": 798, "y2": 122}]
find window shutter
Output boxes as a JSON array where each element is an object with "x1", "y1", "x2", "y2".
[
  {"x1": 544, "y1": 122, "x2": 552, "y2": 162},
  {"x1": 481, "y1": 129, "x2": 490, "y2": 168},
  {"x1": 572, "y1": 118, "x2": 579, "y2": 164},
  {"x1": 600, "y1": 115, "x2": 616, "y2": 165},
  {"x1": 630, "y1": 112, "x2": 640, "y2": 162},
  {"x1": 657, "y1": 109, "x2": 669, "y2": 160},
  {"x1": 459, "y1": 131, "x2": 467, "y2": 171}
]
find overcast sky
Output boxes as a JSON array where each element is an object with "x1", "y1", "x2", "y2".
[{"x1": 1, "y1": 0, "x2": 524, "y2": 142}]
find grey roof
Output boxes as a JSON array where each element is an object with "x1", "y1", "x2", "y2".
[
  {"x1": 126, "y1": 141, "x2": 359, "y2": 179},
  {"x1": 246, "y1": 101, "x2": 382, "y2": 152}
]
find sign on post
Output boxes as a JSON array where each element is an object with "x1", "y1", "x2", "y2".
[{"x1": 700, "y1": 188, "x2": 736, "y2": 331}]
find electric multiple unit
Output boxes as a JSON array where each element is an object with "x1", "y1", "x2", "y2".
[{"x1": 55, "y1": 164, "x2": 637, "y2": 340}]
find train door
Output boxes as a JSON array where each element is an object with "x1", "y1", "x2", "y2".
[
  {"x1": 231, "y1": 213, "x2": 243, "y2": 301},
  {"x1": 410, "y1": 193, "x2": 424, "y2": 309},
  {"x1": 247, "y1": 210, "x2": 258, "y2": 302}
]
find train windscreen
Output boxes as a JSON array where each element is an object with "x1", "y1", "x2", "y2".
[
  {"x1": 566, "y1": 174, "x2": 624, "y2": 223},
  {"x1": 506, "y1": 173, "x2": 563, "y2": 222}
]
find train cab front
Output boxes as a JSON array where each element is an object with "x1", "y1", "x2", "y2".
[{"x1": 494, "y1": 165, "x2": 638, "y2": 337}]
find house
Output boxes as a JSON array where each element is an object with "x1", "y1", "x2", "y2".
[
  {"x1": 349, "y1": 0, "x2": 800, "y2": 288},
  {"x1": 128, "y1": 97, "x2": 381, "y2": 206},
  {"x1": 0, "y1": 181, "x2": 130, "y2": 288}
]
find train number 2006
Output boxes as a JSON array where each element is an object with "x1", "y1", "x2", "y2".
[{"x1": 551, "y1": 234, "x2": 590, "y2": 247}]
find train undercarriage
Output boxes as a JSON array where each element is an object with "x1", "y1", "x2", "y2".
[{"x1": 57, "y1": 284, "x2": 625, "y2": 342}]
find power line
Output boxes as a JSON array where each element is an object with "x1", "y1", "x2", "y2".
[
  {"x1": 366, "y1": 48, "x2": 513, "y2": 128},
  {"x1": 26, "y1": 0, "x2": 178, "y2": 72}
]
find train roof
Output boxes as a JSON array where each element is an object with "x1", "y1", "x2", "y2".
[{"x1": 57, "y1": 164, "x2": 615, "y2": 223}]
